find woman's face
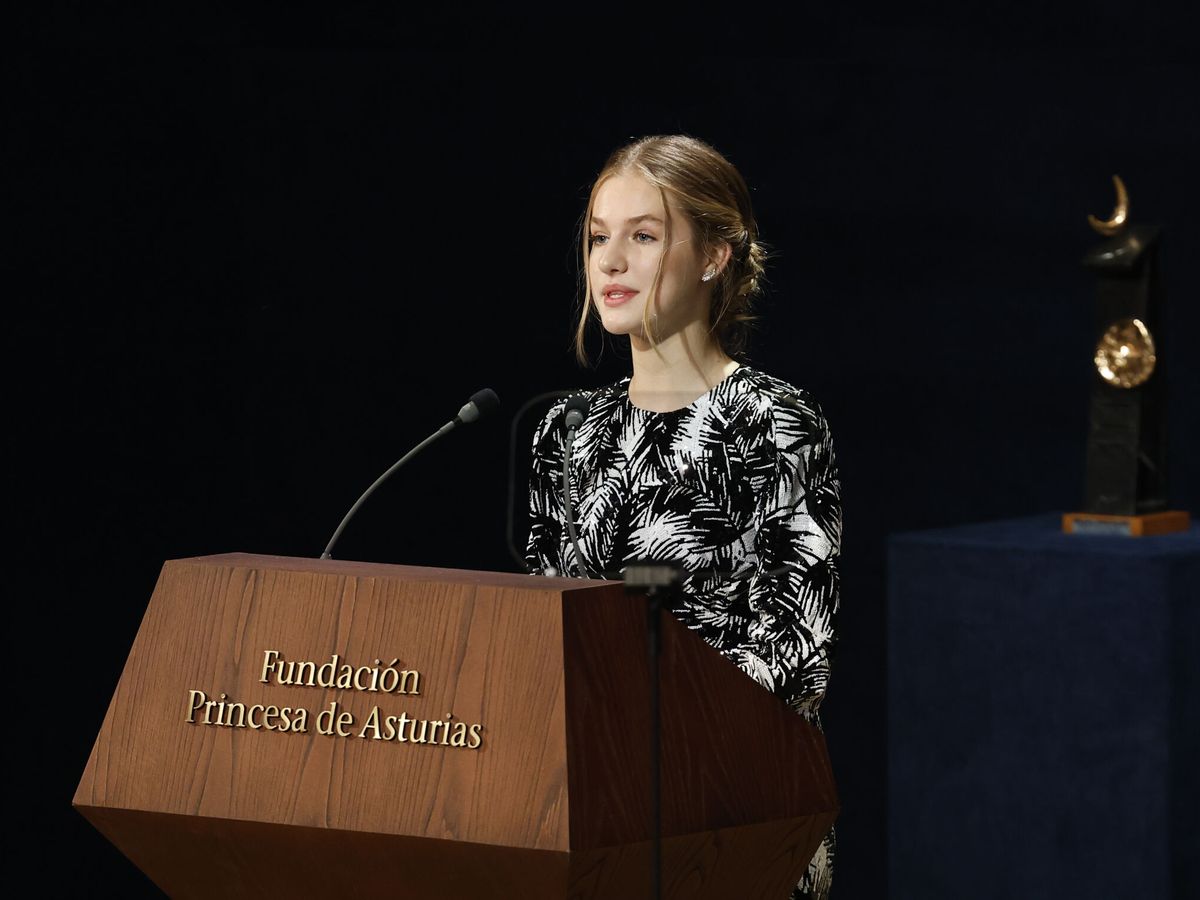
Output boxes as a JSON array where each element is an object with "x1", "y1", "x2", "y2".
[{"x1": 588, "y1": 173, "x2": 710, "y2": 343}]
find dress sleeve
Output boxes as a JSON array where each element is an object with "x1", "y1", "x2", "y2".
[
  {"x1": 738, "y1": 395, "x2": 841, "y2": 715},
  {"x1": 524, "y1": 400, "x2": 568, "y2": 576}
]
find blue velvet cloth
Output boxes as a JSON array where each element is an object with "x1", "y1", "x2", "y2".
[{"x1": 887, "y1": 514, "x2": 1198, "y2": 899}]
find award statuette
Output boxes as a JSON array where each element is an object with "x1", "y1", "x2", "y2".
[{"x1": 1063, "y1": 176, "x2": 1190, "y2": 536}]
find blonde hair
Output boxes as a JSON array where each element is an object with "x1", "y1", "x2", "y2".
[{"x1": 575, "y1": 135, "x2": 766, "y2": 365}]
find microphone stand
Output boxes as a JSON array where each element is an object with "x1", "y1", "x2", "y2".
[
  {"x1": 623, "y1": 562, "x2": 682, "y2": 900},
  {"x1": 319, "y1": 389, "x2": 499, "y2": 560},
  {"x1": 319, "y1": 421, "x2": 454, "y2": 559}
]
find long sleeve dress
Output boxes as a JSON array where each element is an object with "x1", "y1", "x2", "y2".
[{"x1": 524, "y1": 364, "x2": 841, "y2": 900}]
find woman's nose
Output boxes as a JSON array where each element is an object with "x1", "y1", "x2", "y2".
[{"x1": 599, "y1": 245, "x2": 626, "y2": 272}]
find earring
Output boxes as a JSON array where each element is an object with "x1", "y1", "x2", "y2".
[{"x1": 701, "y1": 269, "x2": 715, "y2": 282}]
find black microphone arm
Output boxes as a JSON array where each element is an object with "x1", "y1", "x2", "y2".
[{"x1": 319, "y1": 388, "x2": 500, "y2": 560}]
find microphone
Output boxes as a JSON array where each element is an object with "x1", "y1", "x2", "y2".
[
  {"x1": 455, "y1": 388, "x2": 500, "y2": 425},
  {"x1": 561, "y1": 393, "x2": 590, "y2": 577},
  {"x1": 319, "y1": 388, "x2": 500, "y2": 560},
  {"x1": 564, "y1": 394, "x2": 588, "y2": 430}
]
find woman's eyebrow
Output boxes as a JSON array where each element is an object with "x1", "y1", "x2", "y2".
[{"x1": 589, "y1": 214, "x2": 666, "y2": 227}]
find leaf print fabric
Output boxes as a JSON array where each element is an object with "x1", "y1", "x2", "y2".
[{"x1": 525, "y1": 365, "x2": 841, "y2": 899}]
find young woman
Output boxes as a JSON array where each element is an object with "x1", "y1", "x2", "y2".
[{"x1": 525, "y1": 135, "x2": 841, "y2": 900}]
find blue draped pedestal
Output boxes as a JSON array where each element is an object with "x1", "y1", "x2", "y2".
[{"x1": 887, "y1": 514, "x2": 1198, "y2": 899}]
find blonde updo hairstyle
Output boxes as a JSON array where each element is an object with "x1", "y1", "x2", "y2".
[{"x1": 575, "y1": 135, "x2": 767, "y2": 365}]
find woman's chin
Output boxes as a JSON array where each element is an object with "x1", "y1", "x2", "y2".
[{"x1": 598, "y1": 313, "x2": 642, "y2": 338}]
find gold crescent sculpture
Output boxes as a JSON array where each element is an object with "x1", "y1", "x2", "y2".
[{"x1": 1088, "y1": 175, "x2": 1129, "y2": 236}]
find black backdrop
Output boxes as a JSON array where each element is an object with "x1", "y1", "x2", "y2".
[{"x1": 14, "y1": 13, "x2": 1198, "y2": 899}]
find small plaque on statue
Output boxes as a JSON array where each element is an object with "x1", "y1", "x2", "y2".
[{"x1": 1062, "y1": 510, "x2": 1190, "y2": 537}]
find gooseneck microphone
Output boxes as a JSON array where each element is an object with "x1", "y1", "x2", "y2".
[
  {"x1": 319, "y1": 388, "x2": 500, "y2": 560},
  {"x1": 561, "y1": 393, "x2": 590, "y2": 577}
]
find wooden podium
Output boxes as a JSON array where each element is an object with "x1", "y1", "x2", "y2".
[{"x1": 75, "y1": 554, "x2": 838, "y2": 899}]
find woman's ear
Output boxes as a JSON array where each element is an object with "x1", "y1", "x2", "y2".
[{"x1": 705, "y1": 241, "x2": 733, "y2": 278}]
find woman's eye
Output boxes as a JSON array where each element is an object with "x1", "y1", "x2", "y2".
[
  {"x1": 589, "y1": 234, "x2": 608, "y2": 246},
  {"x1": 634, "y1": 231, "x2": 656, "y2": 243}
]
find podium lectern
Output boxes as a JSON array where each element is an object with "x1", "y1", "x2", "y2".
[{"x1": 75, "y1": 554, "x2": 837, "y2": 898}]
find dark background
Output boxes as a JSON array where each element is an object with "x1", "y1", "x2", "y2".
[{"x1": 13, "y1": 10, "x2": 1198, "y2": 898}]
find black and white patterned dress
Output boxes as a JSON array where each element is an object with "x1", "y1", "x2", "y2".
[{"x1": 525, "y1": 365, "x2": 841, "y2": 899}]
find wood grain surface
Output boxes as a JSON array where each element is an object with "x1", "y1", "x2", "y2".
[
  {"x1": 76, "y1": 555, "x2": 576, "y2": 851},
  {"x1": 563, "y1": 587, "x2": 838, "y2": 849},
  {"x1": 75, "y1": 554, "x2": 837, "y2": 897}
]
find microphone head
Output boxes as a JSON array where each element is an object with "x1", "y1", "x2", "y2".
[
  {"x1": 564, "y1": 393, "x2": 590, "y2": 430},
  {"x1": 456, "y1": 388, "x2": 501, "y2": 425},
  {"x1": 468, "y1": 388, "x2": 500, "y2": 417}
]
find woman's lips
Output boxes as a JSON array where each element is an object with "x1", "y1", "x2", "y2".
[{"x1": 602, "y1": 286, "x2": 638, "y2": 307}]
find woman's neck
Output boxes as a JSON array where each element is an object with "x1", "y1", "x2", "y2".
[{"x1": 627, "y1": 324, "x2": 738, "y2": 413}]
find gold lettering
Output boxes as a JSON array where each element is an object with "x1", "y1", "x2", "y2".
[
  {"x1": 186, "y1": 690, "x2": 206, "y2": 723},
  {"x1": 183, "y1": 690, "x2": 310, "y2": 735},
  {"x1": 409, "y1": 718, "x2": 429, "y2": 744},
  {"x1": 467, "y1": 724, "x2": 483, "y2": 749},
  {"x1": 353, "y1": 666, "x2": 372, "y2": 691},
  {"x1": 226, "y1": 700, "x2": 246, "y2": 727},
  {"x1": 396, "y1": 669, "x2": 420, "y2": 695},
  {"x1": 295, "y1": 659, "x2": 317, "y2": 686},
  {"x1": 359, "y1": 706, "x2": 383, "y2": 740},
  {"x1": 260, "y1": 650, "x2": 279, "y2": 684},
  {"x1": 316, "y1": 701, "x2": 339, "y2": 735},
  {"x1": 316, "y1": 655, "x2": 339, "y2": 688},
  {"x1": 450, "y1": 721, "x2": 468, "y2": 747}
]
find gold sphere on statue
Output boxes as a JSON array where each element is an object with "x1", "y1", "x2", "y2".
[{"x1": 1094, "y1": 317, "x2": 1156, "y2": 388}]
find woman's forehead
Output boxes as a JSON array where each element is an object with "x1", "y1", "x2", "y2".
[
  {"x1": 595, "y1": 175, "x2": 672, "y2": 219},
  {"x1": 592, "y1": 174, "x2": 680, "y2": 225}
]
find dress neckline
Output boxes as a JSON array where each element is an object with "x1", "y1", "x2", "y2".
[{"x1": 622, "y1": 364, "x2": 750, "y2": 417}]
